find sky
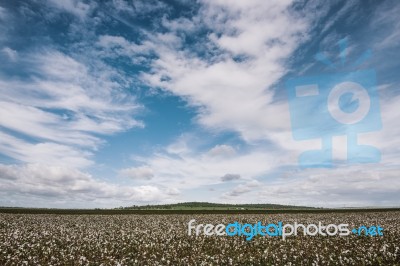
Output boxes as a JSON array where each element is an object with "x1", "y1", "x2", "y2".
[{"x1": 0, "y1": 0, "x2": 399, "y2": 208}]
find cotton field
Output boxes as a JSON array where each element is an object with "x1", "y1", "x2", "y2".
[{"x1": 0, "y1": 212, "x2": 399, "y2": 265}]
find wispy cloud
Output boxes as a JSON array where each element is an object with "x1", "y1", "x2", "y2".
[
  {"x1": 258, "y1": 166, "x2": 400, "y2": 207},
  {"x1": 0, "y1": 50, "x2": 143, "y2": 168},
  {"x1": 0, "y1": 163, "x2": 175, "y2": 208},
  {"x1": 370, "y1": 1, "x2": 400, "y2": 50},
  {"x1": 221, "y1": 174, "x2": 241, "y2": 182},
  {"x1": 0, "y1": 131, "x2": 93, "y2": 168},
  {"x1": 1, "y1": 47, "x2": 17, "y2": 62},
  {"x1": 129, "y1": 139, "x2": 280, "y2": 190},
  {"x1": 46, "y1": 0, "x2": 94, "y2": 19},
  {"x1": 119, "y1": 166, "x2": 154, "y2": 180}
]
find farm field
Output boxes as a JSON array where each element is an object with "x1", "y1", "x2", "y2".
[{"x1": 0, "y1": 211, "x2": 399, "y2": 265}]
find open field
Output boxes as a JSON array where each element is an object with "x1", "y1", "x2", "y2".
[
  {"x1": 0, "y1": 207, "x2": 399, "y2": 215},
  {"x1": 1, "y1": 211, "x2": 399, "y2": 265}
]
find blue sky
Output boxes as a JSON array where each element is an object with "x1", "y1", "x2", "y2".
[{"x1": 0, "y1": 0, "x2": 399, "y2": 208}]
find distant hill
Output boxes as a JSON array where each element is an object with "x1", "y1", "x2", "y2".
[{"x1": 122, "y1": 202, "x2": 315, "y2": 210}]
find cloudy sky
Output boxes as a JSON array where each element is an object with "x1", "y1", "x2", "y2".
[{"x1": 0, "y1": 0, "x2": 399, "y2": 208}]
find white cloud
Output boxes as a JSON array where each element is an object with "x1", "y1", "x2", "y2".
[
  {"x1": 370, "y1": 2, "x2": 400, "y2": 50},
  {"x1": 165, "y1": 134, "x2": 194, "y2": 156},
  {"x1": 0, "y1": 131, "x2": 93, "y2": 168},
  {"x1": 0, "y1": 101, "x2": 99, "y2": 148},
  {"x1": 97, "y1": 35, "x2": 154, "y2": 58},
  {"x1": 1, "y1": 47, "x2": 17, "y2": 61},
  {"x1": 111, "y1": 0, "x2": 132, "y2": 13},
  {"x1": 125, "y1": 127, "x2": 400, "y2": 206},
  {"x1": 221, "y1": 173, "x2": 240, "y2": 182},
  {"x1": 119, "y1": 166, "x2": 154, "y2": 180},
  {"x1": 140, "y1": 0, "x2": 310, "y2": 143},
  {"x1": 258, "y1": 166, "x2": 400, "y2": 207},
  {"x1": 161, "y1": 16, "x2": 196, "y2": 32},
  {"x1": 46, "y1": 0, "x2": 93, "y2": 19},
  {"x1": 107, "y1": 0, "x2": 169, "y2": 15},
  {"x1": 0, "y1": 163, "x2": 175, "y2": 208},
  {"x1": 0, "y1": 6, "x2": 7, "y2": 20},
  {"x1": 127, "y1": 136, "x2": 281, "y2": 190},
  {"x1": 358, "y1": 93, "x2": 400, "y2": 165},
  {"x1": 224, "y1": 186, "x2": 252, "y2": 197},
  {"x1": 222, "y1": 180, "x2": 261, "y2": 197},
  {"x1": 0, "y1": 50, "x2": 143, "y2": 168},
  {"x1": 208, "y1": 144, "x2": 236, "y2": 157},
  {"x1": 131, "y1": 0, "x2": 168, "y2": 15}
]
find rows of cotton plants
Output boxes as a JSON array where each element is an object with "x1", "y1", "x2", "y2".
[{"x1": 0, "y1": 212, "x2": 399, "y2": 265}]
